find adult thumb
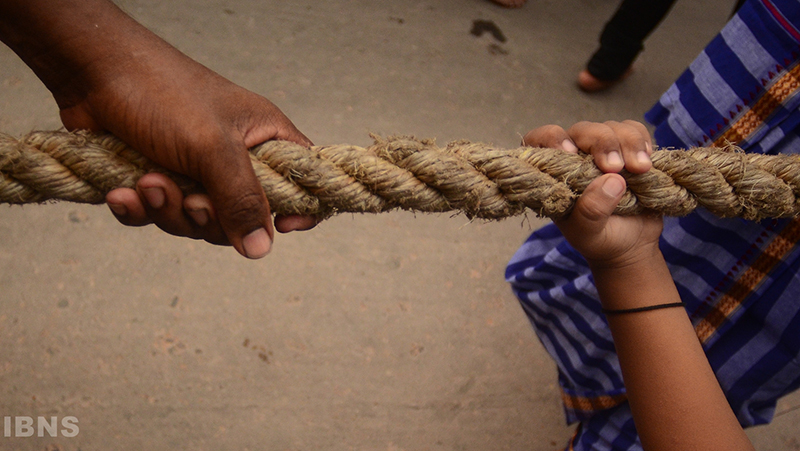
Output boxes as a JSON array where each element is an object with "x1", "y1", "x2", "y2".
[{"x1": 201, "y1": 140, "x2": 274, "y2": 259}]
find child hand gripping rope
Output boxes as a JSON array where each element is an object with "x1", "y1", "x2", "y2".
[{"x1": 523, "y1": 121, "x2": 755, "y2": 451}]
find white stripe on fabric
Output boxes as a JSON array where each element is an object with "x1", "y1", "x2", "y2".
[
  {"x1": 721, "y1": 14, "x2": 776, "y2": 81},
  {"x1": 523, "y1": 286, "x2": 621, "y2": 390},
  {"x1": 534, "y1": 292, "x2": 619, "y2": 390},
  {"x1": 756, "y1": 125, "x2": 788, "y2": 152},
  {"x1": 662, "y1": 233, "x2": 735, "y2": 300},
  {"x1": 519, "y1": 291, "x2": 606, "y2": 390},
  {"x1": 507, "y1": 234, "x2": 561, "y2": 266},
  {"x1": 577, "y1": 404, "x2": 642, "y2": 451},
  {"x1": 666, "y1": 265, "x2": 715, "y2": 300},
  {"x1": 715, "y1": 285, "x2": 800, "y2": 385},
  {"x1": 660, "y1": 221, "x2": 739, "y2": 265},
  {"x1": 777, "y1": 130, "x2": 800, "y2": 152},
  {"x1": 521, "y1": 248, "x2": 588, "y2": 288},
  {"x1": 689, "y1": 51, "x2": 742, "y2": 117},
  {"x1": 659, "y1": 84, "x2": 707, "y2": 147},
  {"x1": 660, "y1": 217, "x2": 742, "y2": 275},
  {"x1": 520, "y1": 265, "x2": 573, "y2": 291}
]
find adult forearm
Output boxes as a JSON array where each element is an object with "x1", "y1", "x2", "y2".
[
  {"x1": 0, "y1": 0, "x2": 174, "y2": 107},
  {"x1": 590, "y1": 254, "x2": 753, "y2": 451},
  {"x1": 1, "y1": 0, "x2": 314, "y2": 254}
]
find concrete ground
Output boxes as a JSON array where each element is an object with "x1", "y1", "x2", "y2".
[{"x1": 1, "y1": 0, "x2": 799, "y2": 450}]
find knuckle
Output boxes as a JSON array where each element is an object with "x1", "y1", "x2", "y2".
[
  {"x1": 523, "y1": 124, "x2": 566, "y2": 147},
  {"x1": 572, "y1": 120, "x2": 594, "y2": 129},
  {"x1": 592, "y1": 133, "x2": 621, "y2": 155},
  {"x1": 621, "y1": 119, "x2": 646, "y2": 133},
  {"x1": 620, "y1": 129, "x2": 645, "y2": 146},
  {"x1": 217, "y1": 190, "x2": 267, "y2": 228},
  {"x1": 580, "y1": 198, "x2": 609, "y2": 222},
  {"x1": 521, "y1": 130, "x2": 538, "y2": 146},
  {"x1": 615, "y1": 121, "x2": 649, "y2": 143},
  {"x1": 538, "y1": 124, "x2": 566, "y2": 135}
]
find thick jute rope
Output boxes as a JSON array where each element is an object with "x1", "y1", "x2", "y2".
[{"x1": 1, "y1": 130, "x2": 799, "y2": 221}]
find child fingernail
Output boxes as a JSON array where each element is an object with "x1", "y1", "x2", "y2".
[
  {"x1": 602, "y1": 176, "x2": 625, "y2": 198},
  {"x1": 242, "y1": 227, "x2": 272, "y2": 259},
  {"x1": 561, "y1": 139, "x2": 579, "y2": 154},
  {"x1": 187, "y1": 208, "x2": 209, "y2": 227},
  {"x1": 607, "y1": 151, "x2": 622, "y2": 166},
  {"x1": 142, "y1": 187, "x2": 165, "y2": 209}
]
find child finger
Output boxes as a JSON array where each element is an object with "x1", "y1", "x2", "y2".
[
  {"x1": 604, "y1": 121, "x2": 652, "y2": 174},
  {"x1": 567, "y1": 121, "x2": 625, "y2": 173},
  {"x1": 522, "y1": 125, "x2": 579, "y2": 153},
  {"x1": 620, "y1": 120, "x2": 654, "y2": 153}
]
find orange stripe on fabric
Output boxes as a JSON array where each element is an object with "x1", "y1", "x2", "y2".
[
  {"x1": 695, "y1": 218, "x2": 800, "y2": 343},
  {"x1": 560, "y1": 388, "x2": 627, "y2": 413},
  {"x1": 714, "y1": 63, "x2": 800, "y2": 147}
]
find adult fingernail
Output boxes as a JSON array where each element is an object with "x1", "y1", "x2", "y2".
[
  {"x1": 602, "y1": 176, "x2": 625, "y2": 198},
  {"x1": 242, "y1": 228, "x2": 272, "y2": 259},
  {"x1": 187, "y1": 208, "x2": 209, "y2": 227},
  {"x1": 142, "y1": 187, "x2": 165, "y2": 209},
  {"x1": 607, "y1": 151, "x2": 623, "y2": 167},
  {"x1": 561, "y1": 139, "x2": 579, "y2": 154},
  {"x1": 108, "y1": 203, "x2": 127, "y2": 216},
  {"x1": 636, "y1": 150, "x2": 651, "y2": 165}
]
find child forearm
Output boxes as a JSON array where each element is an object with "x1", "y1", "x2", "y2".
[
  {"x1": 590, "y1": 252, "x2": 754, "y2": 451},
  {"x1": 530, "y1": 122, "x2": 755, "y2": 450}
]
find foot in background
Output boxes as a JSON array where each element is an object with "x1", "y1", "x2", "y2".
[{"x1": 577, "y1": 67, "x2": 633, "y2": 93}]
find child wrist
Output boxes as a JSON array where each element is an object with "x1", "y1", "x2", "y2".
[{"x1": 586, "y1": 243, "x2": 663, "y2": 273}]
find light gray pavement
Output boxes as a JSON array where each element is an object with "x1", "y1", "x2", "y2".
[{"x1": 1, "y1": 0, "x2": 799, "y2": 450}]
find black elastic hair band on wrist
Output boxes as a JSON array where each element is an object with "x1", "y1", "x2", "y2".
[{"x1": 601, "y1": 302, "x2": 686, "y2": 315}]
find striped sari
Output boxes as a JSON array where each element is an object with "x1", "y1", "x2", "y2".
[{"x1": 506, "y1": 1, "x2": 800, "y2": 449}]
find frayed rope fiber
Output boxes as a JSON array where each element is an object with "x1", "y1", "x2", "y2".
[{"x1": 1, "y1": 130, "x2": 800, "y2": 221}]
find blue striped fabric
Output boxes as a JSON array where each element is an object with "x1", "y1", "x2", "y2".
[{"x1": 506, "y1": 1, "x2": 800, "y2": 449}]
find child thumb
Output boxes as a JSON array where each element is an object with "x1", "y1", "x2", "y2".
[{"x1": 566, "y1": 174, "x2": 627, "y2": 231}]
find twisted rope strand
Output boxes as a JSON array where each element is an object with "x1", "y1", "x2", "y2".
[{"x1": 1, "y1": 130, "x2": 798, "y2": 221}]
